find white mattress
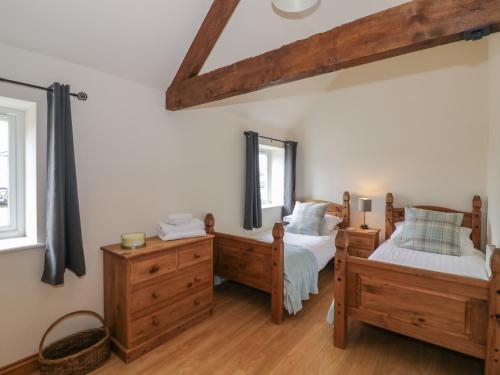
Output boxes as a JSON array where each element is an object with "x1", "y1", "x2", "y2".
[
  {"x1": 369, "y1": 239, "x2": 489, "y2": 280},
  {"x1": 255, "y1": 230, "x2": 337, "y2": 271}
]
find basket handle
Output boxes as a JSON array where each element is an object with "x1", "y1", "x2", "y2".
[{"x1": 38, "y1": 310, "x2": 108, "y2": 360}]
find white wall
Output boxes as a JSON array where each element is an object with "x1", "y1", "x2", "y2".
[
  {"x1": 292, "y1": 41, "x2": 490, "y2": 236},
  {"x1": 487, "y1": 34, "x2": 500, "y2": 246},
  {"x1": 0, "y1": 42, "x2": 288, "y2": 366}
]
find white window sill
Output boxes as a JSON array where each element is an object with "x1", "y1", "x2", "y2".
[
  {"x1": 0, "y1": 237, "x2": 45, "y2": 253},
  {"x1": 262, "y1": 203, "x2": 283, "y2": 210}
]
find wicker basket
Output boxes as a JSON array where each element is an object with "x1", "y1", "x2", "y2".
[{"x1": 38, "y1": 311, "x2": 110, "y2": 375}]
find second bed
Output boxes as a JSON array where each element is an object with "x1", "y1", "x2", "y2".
[{"x1": 208, "y1": 192, "x2": 350, "y2": 324}]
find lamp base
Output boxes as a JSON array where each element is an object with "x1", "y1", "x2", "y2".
[{"x1": 360, "y1": 224, "x2": 369, "y2": 230}]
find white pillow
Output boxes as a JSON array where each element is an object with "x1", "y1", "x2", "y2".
[
  {"x1": 486, "y1": 244, "x2": 494, "y2": 279},
  {"x1": 391, "y1": 222, "x2": 476, "y2": 254},
  {"x1": 390, "y1": 222, "x2": 404, "y2": 245},
  {"x1": 284, "y1": 213, "x2": 342, "y2": 236},
  {"x1": 319, "y1": 215, "x2": 343, "y2": 236},
  {"x1": 460, "y1": 227, "x2": 476, "y2": 255}
]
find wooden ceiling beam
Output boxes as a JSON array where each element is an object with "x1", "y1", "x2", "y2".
[
  {"x1": 166, "y1": 0, "x2": 500, "y2": 111},
  {"x1": 171, "y1": 0, "x2": 240, "y2": 86}
]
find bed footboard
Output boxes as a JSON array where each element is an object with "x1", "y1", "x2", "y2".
[
  {"x1": 205, "y1": 215, "x2": 285, "y2": 324},
  {"x1": 334, "y1": 240, "x2": 500, "y2": 373},
  {"x1": 487, "y1": 250, "x2": 500, "y2": 375}
]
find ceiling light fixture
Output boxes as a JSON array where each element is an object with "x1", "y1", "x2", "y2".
[{"x1": 272, "y1": 0, "x2": 319, "y2": 13}]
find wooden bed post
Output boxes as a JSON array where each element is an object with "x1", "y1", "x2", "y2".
[
  {"x1": 385, "y1": 193, "x2": 394, "y2": 240},
  {"x1": 204, "y1": 213, "x2": 215, "y2": 235},
  {"x1": 486, "y1": 249, "x2": 500, "y2": 375},
  {"x1": 271, "y1": 222, "x2": 285, "y2": 325},
  {"x1": 472, "y1": 196, "x2": 482, "y2": 250},
  {"x1": 342, "y1": 191, "x2": 350, "y2": 228},
  {"x1": 334, "y1": 230, "x2": 349, "y2": 348},
  {"x1": 205, "y1": 213, "x2": 217, "y2": 273}
]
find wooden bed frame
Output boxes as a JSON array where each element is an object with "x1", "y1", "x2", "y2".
[
  {"x1": 333, "y1": 193, "x2": 500, "y2": 375},
  {"x1": 205, "y1": 192, "x2": 350, "y2": 324}
]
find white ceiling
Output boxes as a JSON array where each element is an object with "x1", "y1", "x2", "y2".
[{"x1": 0, "y1": 0, "x2": 407, "y2": 128}]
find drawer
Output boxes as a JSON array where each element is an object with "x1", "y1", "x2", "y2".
[
  {"x1": 131, "y1": 251, "x2": 177, "y2": 285},
  {"x1": 131, "y1": 288, "x2": 212, "y2": 343},
  {"x1": 349, "y1": 247, "x2": 372, "y2": 259},
  {"x1": 178, "y1": 241, "x2": 212, "y2": 269},
  {"x1": 131, "y1": 265, "x2": 212, "y2": 313},
  {"x1": 348, "y1": 235, "x2": 373, "y2": 249}
]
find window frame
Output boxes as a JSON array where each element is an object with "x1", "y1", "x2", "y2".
[
  {"x1": 259, "y1": 149, "x2": 272, "y2": 205},
  {"x1": 0, "y1": 107, "x2": 25, "y2": 240}
]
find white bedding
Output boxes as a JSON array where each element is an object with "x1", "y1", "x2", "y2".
[
  {"x1": 369, "y1": 239, "x2": 488, "y2": 280},
  {"x1": 255, "y1": 229, "x2": 337, "y2": 271}
]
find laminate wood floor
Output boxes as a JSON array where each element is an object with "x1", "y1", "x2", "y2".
[{"x1": 93, "y1": 267, "x2": 483, "y2": 375}]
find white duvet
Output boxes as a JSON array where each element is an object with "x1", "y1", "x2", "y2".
[
  {"x1": 255, "y1": 229, "x2": 337, "y2": 271},
  {"x1": 369, "y1": 239, "x2": 489, "y2": 280}
]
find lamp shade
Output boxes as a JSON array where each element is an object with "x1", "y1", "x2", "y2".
[
  {"x1": 358, "y1": 198, "x2": 372, "y2": 213},
  {"x1": 272, "y1": 0, "x2": 318, "y2": 12}
]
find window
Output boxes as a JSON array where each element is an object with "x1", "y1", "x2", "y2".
[
  {"x1": 259, "y1": 143, "x2": 284, "y2": 208},
  {"x1": 0, "y1": 106, "x2": 25, "y2": 239},
  {"x1": 259, "y1": 150, "x2": 271, "y2": 204}
]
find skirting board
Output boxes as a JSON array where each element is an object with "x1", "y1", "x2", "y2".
[{"x1": 0, "y1": 354, "x2": 39, "y2": 375}]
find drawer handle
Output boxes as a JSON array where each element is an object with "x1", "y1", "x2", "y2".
[
  {"x1": 194, "y1": 300, "x2": 201, "y2": 306},
  {"x1": 194, "y1": 253, "x2": 201, "y2": 259},
  {"x1": 149, "y1": 265, "x2": 160, "y2": 274},
  {"x1": 152, "y1": 292, "x2": 160, "y2": 299},
  {"x1": 152, "y1": 318, "x2": 160, "y2": 326},
  {"x1": 194, "y1": 276, "x2": 202, "y2": 282},
  {"x1": 187, "y1": 282, "x2": 193, "y2": 288}
]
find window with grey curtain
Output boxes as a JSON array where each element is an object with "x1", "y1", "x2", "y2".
[
  {"x1": 283, "y1": 141, "x2": 298, "y2": 217},
  {"x1": 243, "y1": 131, "x2": 262, "y2": 230},
  {"x1": 41, "y1": 83, "x2": 85, "y2": 286}
]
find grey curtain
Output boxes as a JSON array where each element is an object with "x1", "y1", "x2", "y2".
[
  {"x1": 243, "y1": 131, "x2": 262, "y2": 230},
  {"x1": 42, "y1": 83, "x2": 85, "y2": 286},
  {"x1": 282, "y1": 141, "x2": 298, "y2": 217}
]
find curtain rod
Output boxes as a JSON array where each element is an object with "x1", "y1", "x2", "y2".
[
  {"x1": 244, "y1": 131, "x2": 286, "y2": 144},
  {"x1": 259, "y1": 135, "x2": 286, "y2": 143},
  {"x1": 0, "y1": 77, "x2": 88, "y2": 101}
]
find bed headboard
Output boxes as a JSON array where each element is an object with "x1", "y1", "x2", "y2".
[
  {"x1": 385, "y1": 193, "x2": 482, "y2": 249},
  {"x1": 295, "y1": 191, "x2": 350, "y2": 229}
]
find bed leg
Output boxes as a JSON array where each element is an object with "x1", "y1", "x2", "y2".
[
  {"x1": 486, "y1": 249, "x2": 500, "y2": 375},
  {"x1": 271, "y1": 222, "x2": 284, "y2": 325},
  {"x1": 334, "y1": 230, "x2": 349, "y2": 348}
]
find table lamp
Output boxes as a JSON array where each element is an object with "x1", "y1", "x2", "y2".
[{"x1": 358, "y1": 198, "x2": 372, "y2": 230}]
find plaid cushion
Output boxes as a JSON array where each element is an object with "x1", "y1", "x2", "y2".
[
  {"x1": 400, "y1": 207, "x2": 464, "y2": 256},
  {"x1": 286, "y1": 202, "x2": 329, "y2": 236}
]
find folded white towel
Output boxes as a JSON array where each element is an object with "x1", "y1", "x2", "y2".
[
  {"x1": 158, "y1": 218, "x2": 204, "y2": 235},
  {"x1": 158, "y1": 229, "x2": 206, "y2": 241},
  {"x1": 165, "y1": 213, "x2": 192, "y2": 226}
]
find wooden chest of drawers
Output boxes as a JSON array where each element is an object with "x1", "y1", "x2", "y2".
[
  {"x1": 101, "y1": 235, "x2": 214, "y2": 362},
  {"x1": 345, "y1": 228, "x2": 380, "y2": 258}
]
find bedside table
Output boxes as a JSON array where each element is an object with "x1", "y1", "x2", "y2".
[{"x1": 344, "y1": 228, "x2": 381, "y2": 258}]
